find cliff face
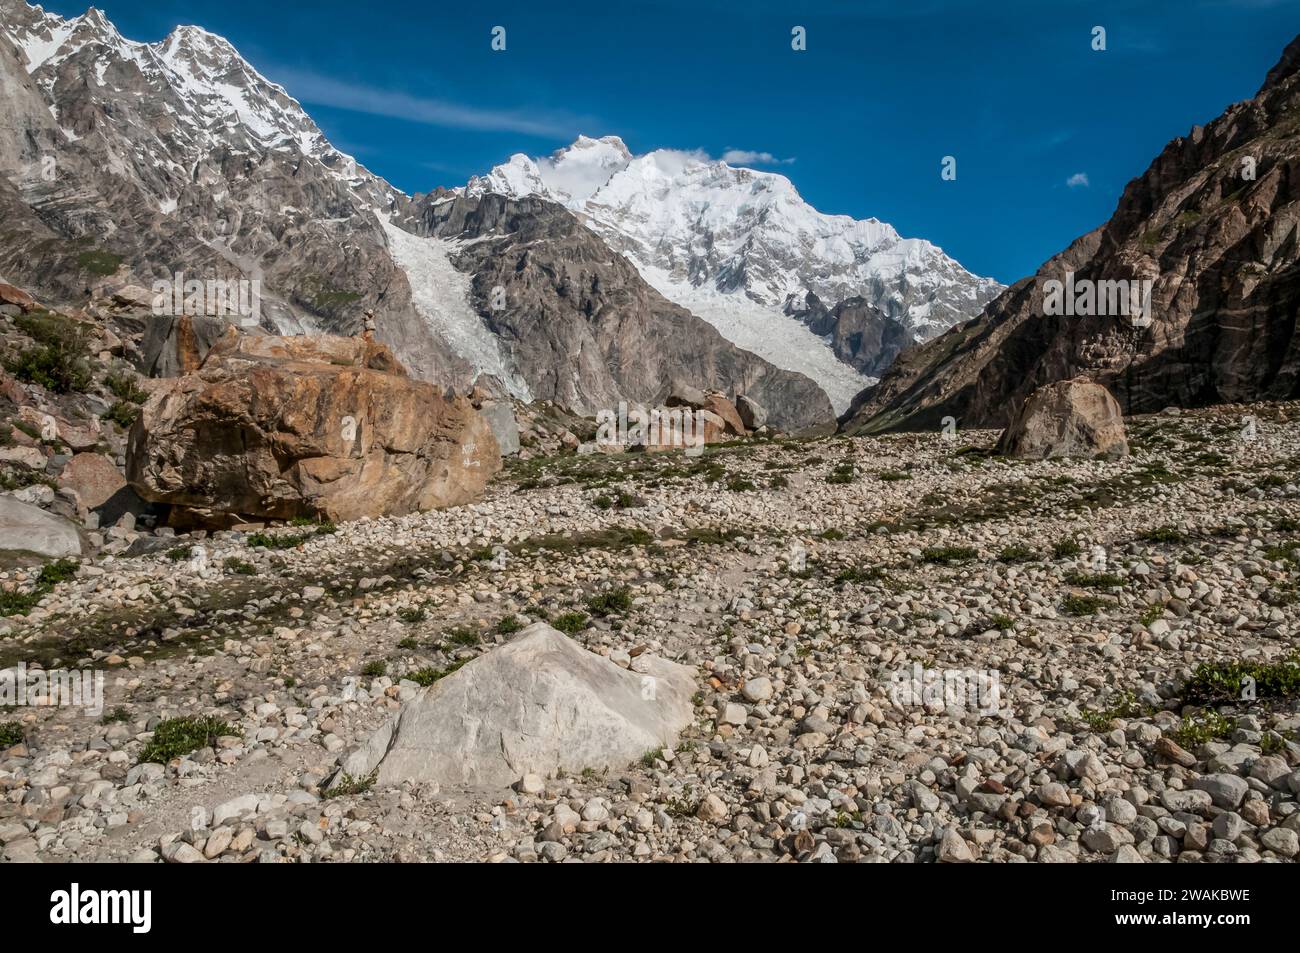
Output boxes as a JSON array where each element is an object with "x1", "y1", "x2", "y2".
[
  {"x1": 784, "y1": 292, "x2": 917, "y2": 378},
  {"x1": 842, "y1": 36, "x2": 1300, "y2": 435},
  {"x1": 401, "y1": 193, "x2": 836, "y2": 433}
]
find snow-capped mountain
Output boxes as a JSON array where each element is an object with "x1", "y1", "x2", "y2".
[
  {"x1": 467, "y1": 136, "x2": 1004, "y2": 409},
  {"x1": 0, "y1": 1, "x2": 838, "y2": 431},
  {"x1": 0, "y1": 2, "x2": 398, "y2": 212}
]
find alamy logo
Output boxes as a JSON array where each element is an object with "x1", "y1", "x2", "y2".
[
  {"x1": 152, "y1": 272, "x2": 261, "y2": 326},
  {"x1": 1040, "y1": 271, "x2": 1153, "y2": 328},
  {"x1": 595, "y1": 401, "x2": 718, "y2": 457},
  {"x1": 1, "y1": 663, "x2": 103, "y2": 717},
  {"x1": 49, "y1": 884, "x2": 151, "y2": 934},
  {"x1": 889, "y1": 662, "x2": 1001, "y2": 716}
]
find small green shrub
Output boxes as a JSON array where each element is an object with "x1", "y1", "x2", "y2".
[
  {"x1": 586, "y1": 587, "x2": 633, "y2": 617},
  {"x1": 1171, "y1": 711, "x2": 1234, "y2": 748},
  {"x1": 1062, "y1": 594, "x2": 1106, "y2": 616},
  {"x1": 445, "y1": 625, "x2": 480, "y2": 646},
  {"x1": 101, "y1": 401, "x2": 140, "y2": 429},
  {"x1": 105, "y1": 372, "x2": 148, "y2": 404},
  {"x1": 36, "y1": 558, "x2": 78, "y2": 587},
  {"x1": 0, "y1": 558, "x2": 78, "y2": 617},
  {"x1": 1139, "y1": 604, "x2": 1165, "y2": 626},
  {"x1": 835, "y1": 564, "x2": 888, "y2": 584},
  {"x1": 997, "y1": 544, "x2": 1035, "y2": 563},
  {"x1": 495, "y1": 615, "x2": 525, "y2": 635},
  {"x1": 551, "y1": 611, "x2": 589, "y2": 634},
  {"x1": 77, "y1": 248, "x2": 123, "y2": 276},
  {"x1": 826, "y1": 462, "x2": 857, "y2": 484},
  {"x1": 1064, "y1": 571, "x2": 1125, "y2": 588},
  {"x1": 139, "y1": 715, "x2": 236, "y2": 764},
  {"x1": 1139, "y1": 526, "x2": 1187, "y2": 544},
  {"x1": 246, "y1": 531, "x2": 311, "y2": 550},
  {"x1": 323, "y1": 770, "x2": 377, "y2": 798},
  {"x1": 1180, "y1": 654, "x2": 1300, "y2": 705},
  {"x1": 397, "y1": 605, "x2": 427, "y2": 624},
  {"x1": 7, "y1": 344, "x2": 92, "y2": 394},
  {"x1": 405, "y1": 659, "x2": 468, "y2": 686},
  {"x1": 921, "y1": 545, "x2": 978, "y2": 565},
  {"x1": 1053, "y1": 539, "x2": 1082, "y2": 558}
]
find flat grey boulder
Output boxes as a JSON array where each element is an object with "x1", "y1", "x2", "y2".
[
  {"x1": 338, "y1": 622, "x2": 696, "y2": 790},
  {"x1": 997, "y1": 376, "x2": 1129, "y2": 460},
  {"x1": 0, "y1": 495, "x2": 89, "y2": 563}
]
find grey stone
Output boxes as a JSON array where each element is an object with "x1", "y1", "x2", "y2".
[
  {"x1": 366, "y1": 623, "x2": 696, "y2": 788},
  {"x1": 0, "y1": 496, "x2": 90, "y2": 560}
]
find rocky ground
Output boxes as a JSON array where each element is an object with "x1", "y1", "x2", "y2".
[{"x1": 1, "y1": 401, "x2": 1298, "y2": 863}]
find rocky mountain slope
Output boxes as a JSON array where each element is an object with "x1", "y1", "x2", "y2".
[
  {"x1": 842, "y1": 35, "x2": 1300, "y2": 435},
  {"x1": 467, "y1": 136, "x2": 1003, "y2": 409},
  {"x1": 783, "y1": 291, "x2": 916, "y2": 378},
  {"x1": 395, "y1": 193, "x2": 835, "y2": 430},
  {"x1": 0, "y1": 1, "x2": 835, "y2": 431}
]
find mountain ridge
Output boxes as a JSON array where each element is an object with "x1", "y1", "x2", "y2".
[
  {"x1": 465, "y1": 135, "x2": 1004, "y2": 410},
  {"x1": 841, "y1": 33, "x2": 1300, "y2": 435},
  {"x1": 0, "y1": 0, "x2": 837, "y2": 430}
]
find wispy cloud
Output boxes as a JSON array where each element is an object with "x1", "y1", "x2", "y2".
[
  {"x1": 1066, "y1": 172, "x2": 1091, "y2": 188},
  {"x1": 269, "y1": 68, "x2": 587, "y2": 137},
  {"x1": 721, "y1": 148, "x2": 796, "y2": 166}
]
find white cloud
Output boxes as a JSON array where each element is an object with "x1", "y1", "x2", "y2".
[
  {"x1": 269, "y1": 68, "x2": 586, "y2": 137},
  {"x1": 1066, "y1": 172, "x2": 1091, "y2": 188},
  {"x1": 644, "y1": 148, "x2": 711, "y2": 176},
  {"x1": 721, "y1": 148, "x2": 796, "y2": 166}
]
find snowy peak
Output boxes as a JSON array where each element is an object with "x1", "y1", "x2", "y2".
[
  {"x1": 467, "y1": 134, "x2": 633, "y2": 208},
  {"x1": 467, "y1": 135, "x2": 1002, "y2": 339},
  {"x1": 463, "y1": 134, "x2": 1003, "y2": 408},
  {"x1": 0, "y1": 0, "x2": 396, "y2": 205}
]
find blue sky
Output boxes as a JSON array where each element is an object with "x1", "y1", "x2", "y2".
[{"x1": 39, "y1": 0, "x2": 1300, "y2": 283}]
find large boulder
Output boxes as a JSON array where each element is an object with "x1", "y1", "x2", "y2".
[
  {"x1": 665, "y1": 383, "x2": 708, "y2": 410},
  {"x1": 58, "y1": 452, "x2": 142, "y2": 524},
  {"x1": 735, "y1": 394, "x2": 768, "y2": 431},
  {"x1": 0, "y1": 282, "x2": 36, "y2": 311},
  {"x1": 126, "y1": 333, "x2": 501, "y2": 522},
  {"x1": 339, "y1": 623, "x2": 696, "y2": 790},
  {"x1": 17, "y1": 407, "x2": 100, "y2": 452},
  {"x1": 0, "y1": 496, "x2": 90, "y2": 564},
  {"x1": 997, "y1": 377, "x2": 1129, "y2": 460},
  {"x1": 702, "y1": 392, "x2": 747, "y2": 439}
]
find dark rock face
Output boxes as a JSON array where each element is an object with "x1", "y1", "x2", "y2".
[
  {"x1": 841, "y1": 35, "x2": 1300, "y2": 435},
  {"x1": 138, "y1": 316, "x2": 239, "y2": 378},
  {"x1": 400, "y1": 194, "x2": 836, "y2": 433},
  {"x1": 785, "y1": 292, "x2": 916, "y2": 378}
]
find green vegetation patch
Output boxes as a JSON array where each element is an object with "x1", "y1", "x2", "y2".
[{"x1": 139, "y1": 715, "x2": 236, "y2": 764}]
